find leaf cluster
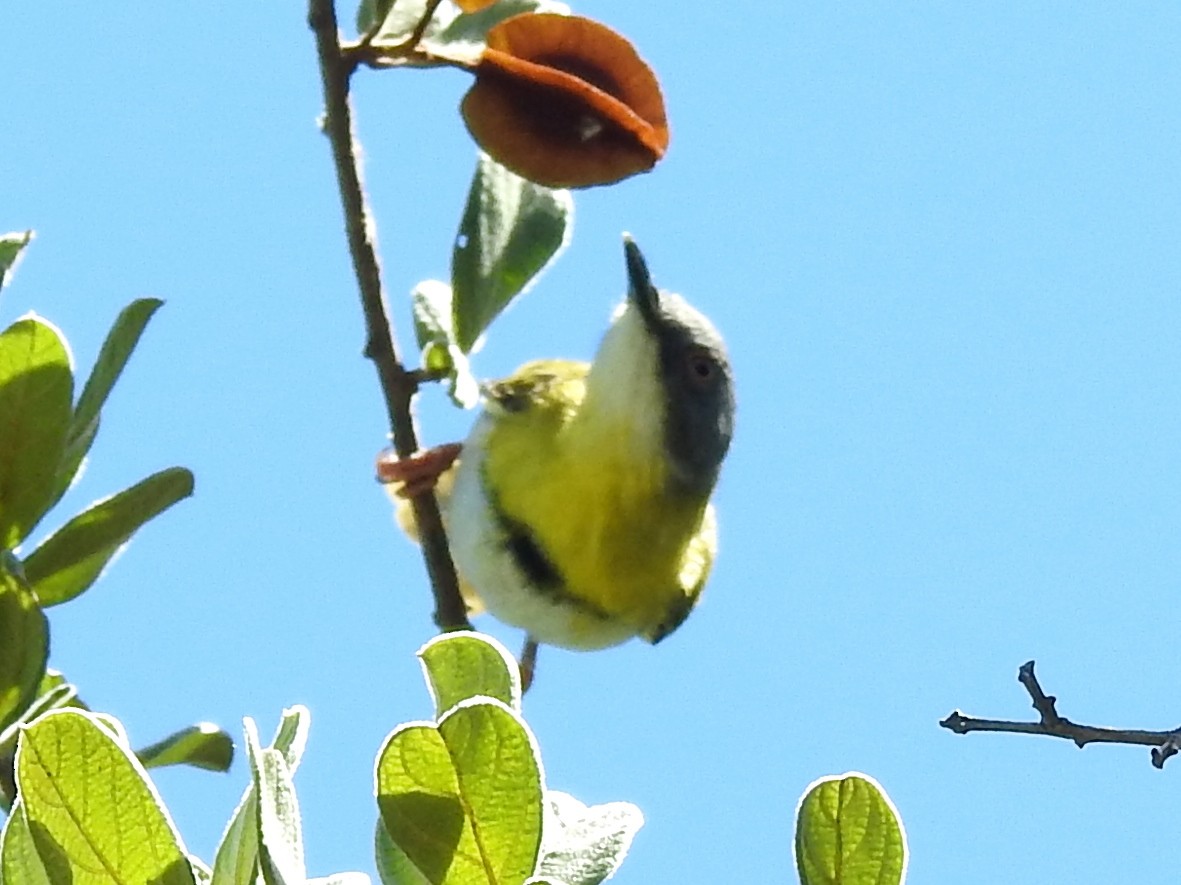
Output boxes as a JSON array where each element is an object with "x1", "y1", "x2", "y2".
[
  {"x1": 0, "y1": 232, "x2": 229, "y2": 815},
  {"x1": 0, "y1": 634, "x2": 647, "y2": 885},
  {"x1": 1, "y1": 629, "x2": 908, "y2": 884}
]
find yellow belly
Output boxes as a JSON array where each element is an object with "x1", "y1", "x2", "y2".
[{"x1": 474, "y1": 399, "x2": 716, "y2": 646}]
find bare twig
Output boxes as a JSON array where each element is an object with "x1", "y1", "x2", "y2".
[
  {"x1": 308, "y1": 0, "x2": 470, "y2": 633},
  {"x1": 941, "y1": 660, "x2": 1181, "y2": 769}
]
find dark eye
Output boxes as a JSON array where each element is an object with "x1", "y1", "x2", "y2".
[{"x1": 686, "y1": 348, "x2": 716, "y2": 384}]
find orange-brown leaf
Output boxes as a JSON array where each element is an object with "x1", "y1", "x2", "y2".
[{"x1": 460, "y1": 14, "x2": 668, "y2": 188}]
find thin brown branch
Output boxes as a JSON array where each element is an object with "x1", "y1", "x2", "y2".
[
  {"x1": 941, "y1": 660, "x2": 1181, "y2": 769},
  {"x1": 308, "y1": 0, "x2": 470, "y2": 633},
  {"x1": 344, "y1": 44, "x2": 458, "y2": 72}
]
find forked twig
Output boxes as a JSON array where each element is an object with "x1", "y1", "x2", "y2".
[
  {"x1": 308, "y1": 0, "x2": 470, "y2": 633},
  {"x1": 941, "y1": 661, "x2": 1181, "y2": 769}
]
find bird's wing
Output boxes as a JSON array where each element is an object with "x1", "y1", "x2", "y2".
[{"x1": 482, "y1": 359, "x2": 590, "y2": 419}]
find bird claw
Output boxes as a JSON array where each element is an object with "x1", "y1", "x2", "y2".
[{"x1": 375, "y1": 443, "x2": 463, "y2": 498}]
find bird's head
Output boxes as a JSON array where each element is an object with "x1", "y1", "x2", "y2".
[{"x1": 585, "y1": 236, "x2": 735, "y2": 495}]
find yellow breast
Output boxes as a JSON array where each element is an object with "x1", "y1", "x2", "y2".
[{"x1": 477, "y1": 359, "x2": 716, "y2": 644}]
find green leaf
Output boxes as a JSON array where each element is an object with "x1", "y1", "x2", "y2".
[
  {"x1": 15, "y1": 708, "x2": 196, "y2": 884},
  {"x1": 0, "y1": 671, "x2": 86, "y2": 789},
  {"x1": 211, "y1": 790, "x2": 260, "y2": 885},
  {"x1": 0, "y1": 315, "x2": 73, "y2": 548},
  {"x1": 24, "y1": 466, "x2": 195, "y2": 606},
  {"x1": 0, "y1": 560, "x2": 48, "y2": 734},
  {"x1": 138, "y1": 722, "x2": 234, "y2": 772},
  {"x1": 535, "y1": 792, "x2": 642, "y2": 885},
  {"x1": 376, "y1": 697, "x2": 544, "y2": 885},
  {"x1": 795, "y1": 773, "x2": 907, "y2": 885},
  {"x1": 34, "y1": 668, "x2": 71, "y2": 702},
  {"x1": 431, "y1": 0, "x2": 568, "y2": 49},
  {"x1": 418, "y1": 631, "x2": 520, "y2": 718},
  {"x1": 451, "y1": 153, "x2": 573, "y2": 353},
  {"x1": 0, "y1": 230, "x2": 34, "y2": 293},
  {"x1": 211, "y1": 707, "x2": 310, "y2": 885},
  {"x1": 51, "y1": 298, "x2": 164, "y2": 505},
  {"x1": 243, "y1": 718, "x2": 305, "y2": 885},
  {"x1": 375, "y1": 821, "x2": 432, "y2": 885},
  {"x1": 29, "y1": 668, "x2": 85, "y2": 714},
  {"x1": 268, "y1": 705, "x2": 312, "y2": 771},
  {"x1": 0, "y1": 800, "x2": 53, "y2": 885},
  {"x1": 72, "y1": 298, "x2": 163, "y2": 460},
  {"x1": 411, "y1": 281, "x2": 480, "y2": 409}
]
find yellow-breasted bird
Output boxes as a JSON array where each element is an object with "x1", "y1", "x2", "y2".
[{"x1": 380, "y1": 236, "x2": 734, "y2": 654}]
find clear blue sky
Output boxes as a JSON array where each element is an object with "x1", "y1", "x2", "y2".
[{"x1": 5, "y1": 3, "x2": 1181, "y2": 882}]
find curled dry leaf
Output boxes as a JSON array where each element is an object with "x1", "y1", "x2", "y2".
[{"x1": 460, "y1": 13, "x2": 669, "y2": 188}]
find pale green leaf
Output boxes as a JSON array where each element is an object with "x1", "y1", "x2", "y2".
[
  {"x1": 376, "y1": 723, "x2": 460, "y2": 885},
  {"x1": 795, "y1": 773, "x2": 907, "y2": 885},
  {"x1": 16, "y1": 708, "x2": 195, "y2": 884},
  {"x1": 451, "y1": 154, "x2": 573, "y2": 353},
  {"x1": 212, "y1": 708, "x2": 309, "y2": 885},
  {"x1": 0, "y1": 315, "x2": 73, "y2": 548},
  {"x1": 255, "y1": 748, "x2": 305, "y2": 885},
  {"x1": 376, "y1": 698, "x2": 543, "y2": 885},
  {"x1": 535, "y1": 791, "x2": 642, "y2": 885},
  {"x1": 418, "y1": 631, "x2": 520, "y2": 718}
]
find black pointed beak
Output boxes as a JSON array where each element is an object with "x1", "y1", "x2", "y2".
[{"x1": 624, "y1": 234, "x2": 661, "y2": 324}]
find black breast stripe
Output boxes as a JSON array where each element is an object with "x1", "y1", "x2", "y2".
[
  {"x1": 501, "y1": 513, "x2": 563, "y2": 592},
  {"x1": 482, "y1": 467, "x2": 614, "y2": 623}
]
